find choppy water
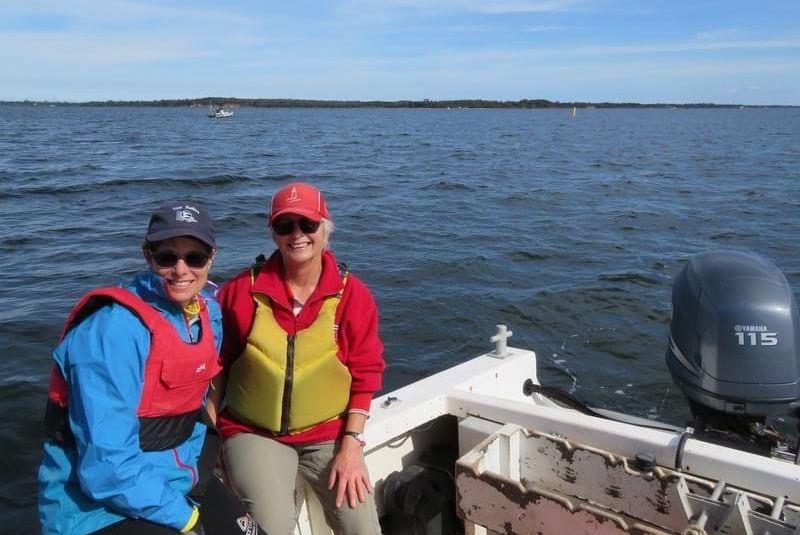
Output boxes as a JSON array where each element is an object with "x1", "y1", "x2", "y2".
[{"x1": 1, "y1": 105, "x2": 799, "y2": 531}]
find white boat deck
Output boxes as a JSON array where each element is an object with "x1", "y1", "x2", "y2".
[{"x1": 294, "y1": 329, "x2": 800, "y2": 534}]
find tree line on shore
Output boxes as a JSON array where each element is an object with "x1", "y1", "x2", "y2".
[{"x1": 0, "y1": 97, "x2": 774, "y2": 108}]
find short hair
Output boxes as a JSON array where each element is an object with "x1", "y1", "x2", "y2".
[{"x1": 320, "y1": 218, "x2": 334, "y2": 249}]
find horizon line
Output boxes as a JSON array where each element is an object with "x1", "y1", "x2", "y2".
[{"x1": 1, "y1": 97, "x2": 796, "y2": 108}]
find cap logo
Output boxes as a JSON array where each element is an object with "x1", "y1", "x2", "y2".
[
  {"x1": 173, "y1": 205, "x2": 199, "y2": 224},
  {"x1": 286, "y1": 187, "x2": 301, "y2": 203}
]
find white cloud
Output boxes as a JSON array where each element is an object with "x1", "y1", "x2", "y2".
[
  {"x1": 222, "y1": 34, "x2": 268, "y2": 47},
  {"x1": 0, "y1": 31, "x2": 216, "y2": 65},
  {"x1": 431, "y1": 25, "x2": 496, "y2": 33},
  {"x1": 355, "y1": 35, "x2": 800, "y2": 69},
  {"x1": 20, "y1": 0, "x2": 251, "y2": 25},
  {"x1": 524, "y1": 25, "x2": 573, "y2": 32},
  {"x1": 696, "y1": 28, "x2": 744, "y2": 41},
  {"x1": 1, "y1": 1, "x2": 266, "y2": 66},
  {"x1": 574, "y1": 37, "x2": 800, "y2": 55},
  {"x1": 461, "y1": 0, "x2": 592, "y2": 14},
  {"x1": 339, "y1": 0, "x2": 595, "y2": 17}
]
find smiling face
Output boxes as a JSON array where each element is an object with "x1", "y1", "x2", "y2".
[
  {"x1": 272, "y1": 215, "x2": 328, "y2": 269},
  {"x1": 144, "y1": 236, "x2": 213, "y2": 307}
]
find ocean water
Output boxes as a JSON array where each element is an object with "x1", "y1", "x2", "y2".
[{"x1": 1, "y1": 105, "x2": 799, "y2": 531}]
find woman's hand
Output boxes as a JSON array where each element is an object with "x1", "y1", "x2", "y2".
[
  {"x1": 204, "y1": 373, "x2": 227, "y2": 427},
  {"x1": 327, "y1": 436, "x2": 373, "y2": 508}
]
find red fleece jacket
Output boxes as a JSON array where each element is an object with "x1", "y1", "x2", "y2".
[{"x1": 216, "y1": 249, "x2": 385, "y2": 444}]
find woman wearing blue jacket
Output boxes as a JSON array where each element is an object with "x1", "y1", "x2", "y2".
[{"x1": 38, "y1": 201, "x2": 261, "y2": 534}]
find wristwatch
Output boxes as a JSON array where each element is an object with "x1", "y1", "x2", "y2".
[{"x1": 343, "y1": 430, "x2": 366, "y2": 447}]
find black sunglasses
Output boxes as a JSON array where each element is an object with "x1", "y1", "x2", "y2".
[
  {"x1": 272, "y1": 217, "x2": 321, "y2": 236},
  {"x1": 151, "y1": 250, "x2": 212, "y2": 269}
]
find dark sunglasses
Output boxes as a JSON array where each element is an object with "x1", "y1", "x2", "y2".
[
  {"x1": 151, "y1": 250, "x2": 212, "y2": 268},
  {"x1": 272, "y1": 217, "x2": 321, "y2": 236}
]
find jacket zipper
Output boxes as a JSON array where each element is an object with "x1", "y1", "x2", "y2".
[{"x1": 280, "y1": 334, "x2": 295, "y2": 434}]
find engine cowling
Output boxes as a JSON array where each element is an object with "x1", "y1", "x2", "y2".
[{"x1": 666, "y1": 250, "x2": 800, "y2": 424}]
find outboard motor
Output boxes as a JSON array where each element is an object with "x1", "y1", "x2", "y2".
[{"x1": 666, "y1": 250, "x2": 800, "y2": 457}]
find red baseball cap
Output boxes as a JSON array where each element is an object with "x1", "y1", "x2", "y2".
[{"x1": 268, "y1": 182, "x2": 330, "y2": 225}]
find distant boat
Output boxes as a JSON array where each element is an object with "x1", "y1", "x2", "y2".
[
  {"x1": 208, "y1": 105, "x2": 234, "y2": 118},
  {"x1": 571, "y1": 106, "x2": 577, "y2": 117}
]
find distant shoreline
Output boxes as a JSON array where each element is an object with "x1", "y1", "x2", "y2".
[{"x1": 0, "y1": 98, "x2": 794, "y2": 109}]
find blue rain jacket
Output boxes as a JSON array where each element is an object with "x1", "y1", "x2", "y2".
[{"x1": 38, "y1": 271, "x2": 222, "y2": 534}]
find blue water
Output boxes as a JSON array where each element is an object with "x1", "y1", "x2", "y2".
[{"x1": 1, "y1": 105, "x2": 799, "y2": 531}]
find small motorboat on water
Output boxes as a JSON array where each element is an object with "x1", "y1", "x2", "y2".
[
  {"x1": 208, "y1": 105, "x2": 234, "y2": 118},
  {"x1": 291, "y1": 250, "x2": 800, "y2": 534}
]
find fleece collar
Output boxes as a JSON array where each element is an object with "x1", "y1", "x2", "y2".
[{"x1": 252, "y1": 250, "x2": 343, "y2": 311}]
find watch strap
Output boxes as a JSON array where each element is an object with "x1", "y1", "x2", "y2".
[{"x1": 343, "y1": 430, "x2": 366, "y2": 447}]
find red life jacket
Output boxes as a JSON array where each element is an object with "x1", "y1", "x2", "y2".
[{"x1": 46, "y1": 287, "x2": 221, "y2": 450}]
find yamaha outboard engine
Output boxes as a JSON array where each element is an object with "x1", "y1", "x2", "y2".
[{"x1": 666, "y1": 250, "x2": 800, "y2": 457}]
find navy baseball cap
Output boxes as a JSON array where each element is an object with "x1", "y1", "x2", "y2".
[{"x1": 145, "y1": 201, "x2": 216, "y2": 248}]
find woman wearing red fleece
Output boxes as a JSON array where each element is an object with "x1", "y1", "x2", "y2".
[{"x1": 211, "y1": 182, "x2": 385, "y2": 534}]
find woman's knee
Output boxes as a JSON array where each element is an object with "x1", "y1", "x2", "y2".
[
  {"x1": 222, "y1": 434, "x2": 300, "y2": 532},
  {"x1": 325, "y1": 495, "x2": 382, "y2": 535}
]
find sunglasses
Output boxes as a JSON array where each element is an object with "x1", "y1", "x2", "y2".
[
  {"x1": 151, "y1": 250, "x2": 212, "y2": 268},
  {"x1": 272, "y1": 217, "x2": 321, "y2": 236}
]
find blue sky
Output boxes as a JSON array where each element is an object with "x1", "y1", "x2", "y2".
[{"x1": 2, "y1": 0, "x2": 799, "y2": 104}]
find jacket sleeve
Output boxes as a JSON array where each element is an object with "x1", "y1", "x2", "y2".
[
  {"x1": 56, "y1": 304, "x2": 194, "y2": 530},
  {"x1": 218, "y1": 272, "x2": 253, "y2": 368},
  {"x1": 338, "y1": 276, "x2": 385, "y2": 412}
]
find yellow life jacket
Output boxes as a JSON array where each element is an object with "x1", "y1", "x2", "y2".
[{"x1": 225, "y1": 268, "x2": 351, "y2": 434}]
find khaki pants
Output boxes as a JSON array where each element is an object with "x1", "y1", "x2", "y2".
[{"x1": 223, "y1": 433, "x2": 382, "y2": 535}]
